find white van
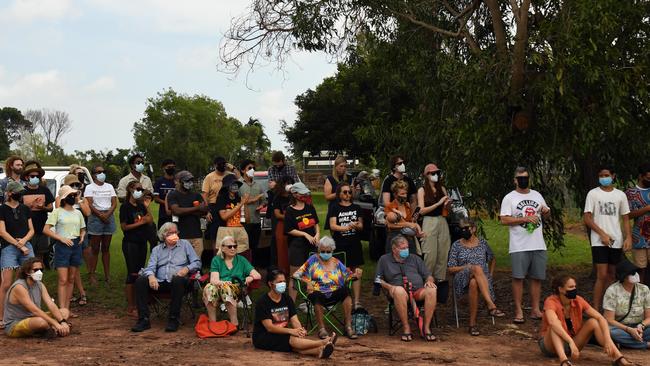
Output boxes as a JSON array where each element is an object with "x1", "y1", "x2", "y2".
[{"x1": 0, "y1": 166, "x2": 93, "y2": 206}]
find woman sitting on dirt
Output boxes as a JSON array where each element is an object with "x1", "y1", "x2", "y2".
[
  {"x1": 447, "y1": 217, "x2": 505, "y2": 336},
  {"x1": 253, "y1": 268, "x2": 336, "y2": 359},
  {"x1": 293, "y1": 236, "x2": 362, "y2": 339},
  {"x1": 203, "y1": 236, "x2": 261, "y2": 326},
  {"x1": 539, "y1": 274, "x2": 634, "y2": 366}
]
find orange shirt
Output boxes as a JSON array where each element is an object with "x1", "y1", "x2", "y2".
[
  {"x1": 384, "y1": 199, "x2": 413, "y2": 232},
  {"x1": 540, "y1": 295, "x2": 592, "y2": 337}
]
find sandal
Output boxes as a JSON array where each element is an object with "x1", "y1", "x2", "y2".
[
  {"x1": 513, "y1": 317, "x2": 525, "y2": 324},
  {"x1": 78, "y1": 295, "x2": 88, "y2": 306},
  {"x1": 424, "y1": 333, "x2": 437, "y2": 341},
  {"x1": 0, "y1": 320, "x2": 4, "y2": 330},
  {"x1": 345, "y1": 326, "x2": 358, "y2": 340},
  {"x1": 401, "y1": 333, "x2": 413, "y2": 342},
  {"x1": 560, "y1": 359, "x2": 573, "y2": 366},
  {"x1": 612, "y1": 356, "x2": 635, "y2": 366},
  {"x1": 319, "y1": 343, "x2": 334, "y2": 359},
  {"x1": 488, "y1": 308, "x2": 505, "y2": 317},
  {"x1": 318, "y1": 328, "x2": 329, "y2": 339},
  {"x1": 70, "y1": 295, "x2": 79, "y2": 303},
  {"x1": 469, "y1": 326, "x2": 480, "y2": 336}
]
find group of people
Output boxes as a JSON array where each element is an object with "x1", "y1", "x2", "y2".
[{"x1": 0, "y1": 152, "x2": 649, "y2": 364}]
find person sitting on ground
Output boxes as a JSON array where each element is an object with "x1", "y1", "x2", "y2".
[
  {"x1": 375, "y1": 235, "x2": 437, "y2": 342},
  {"x1": 384, "y1": 180, "x2": 424, "y2": 254},
  {"x1": 293, "y1": 236, "x2": 362, "y2": 339},
  {"x1": 603, "y1": 259, "x2": 650, "y2": 350},
  {"x1": 203, "y1": 236, "x2": 261, "y2": 325},
  {"x1": 253, "y1": 268, "x2": 336, "y2": 359},
  {"x1": 447, "y1": 217, "x2": 505, "y2": 336},
  {"x1": 131, "y1": 222, "x2": 201, "y2": 333},
  {"x1": 539, "y1": 274, "x2": 634, "y2": 366},
  {"x1": 3, "y1": 257, "x2": 70, "y2": 338}
]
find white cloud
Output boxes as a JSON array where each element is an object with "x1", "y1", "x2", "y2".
[
  {"x1": 0, "y1": 0, "x2": 78, "y2": 23},
  {"x1": 0, "y1": 69, "x2": 66, "y2": 99},
  {"x1": 255, "y1": 89, "x2": 295, "y2": 149},
  {"x1": 85, "y1": 76, "x2": 116, "y2": 92},
  {"x1": 176, "y1": 45, "x2": 219, "y2": 70}
]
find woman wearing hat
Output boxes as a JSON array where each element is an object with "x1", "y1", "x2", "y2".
[
  {"x1": 0, "y1": 181, "x2": 35, "y2": 328},
  {"x1": 43, "y1": 185, "x2": 86, "y2": 311},
  {"x1": 215, "y1": 174, "x2": 251, "y2": 261},
  {"x1": 21, "y1": 160, "x2": 54, "y2": 265},
  {"x1": 603, "y1": 259, "x2": 650, "y2": 349}
]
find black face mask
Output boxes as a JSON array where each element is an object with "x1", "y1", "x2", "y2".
[
  {"x1": 516, "y1": 176, "x2": 530, "y2": 189},
  {"x1": 11, "y1": 193, "x2": 24, "y2": 202},
  {"x1": 216, "y1": 164, "x2": 226, "y2": 173},
  {"x1": 642, "y1": 179, "x2": 650, "y2": 189},
  {"x1": 565, "y1": 288, "x2": 578, "y2": 299},
  {"x1": 397, "y1": 196, "x2": 407, "y2": 204},
  {"x1": 460, "y1": 228, "x2": 472, "y2": 240},
  {"x1": 165, "y1": 167, "x2": 176, "y2": 176},
  {"x1": 77, "y1": 173, "x2": 85, "y2": 183},
  {"x1": 64, "y1": 195, "x2": 76, "y2": 205}
]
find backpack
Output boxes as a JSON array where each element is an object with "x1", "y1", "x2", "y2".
[{"x1": 351, "y1": 307, "x2": 377, "y2": 335}]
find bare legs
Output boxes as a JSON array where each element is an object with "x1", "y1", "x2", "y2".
[
  {"x1": 57, "y1": 266, "x2": 78, "y2": 310},
  {"x1": 512, "y1": 278, "x2": 543, "y2": 320},
  {"x1": 593, "y1": 263, "x2": 615, "y2": 311},
  {"x1": 89, "y1": 235, "x2": 112, "y2": 285},
  {"x1": 0, "y1": 269, "x2": 15, "y2": 321},
  {"x1": 289, "y1": 334, "x2": 333, "y2": 357}
]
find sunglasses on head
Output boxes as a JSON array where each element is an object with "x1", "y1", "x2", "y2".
[{"x1": 223, "y1": 244, "x2": 237, "y2": 249}]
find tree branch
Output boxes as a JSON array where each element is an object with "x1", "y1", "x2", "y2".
[{"x1": 483, "y1": 0, "x2": 509, "y2": 58}]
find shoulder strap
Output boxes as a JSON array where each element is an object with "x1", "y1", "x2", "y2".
[{"x1": 615, "y1": 284, "x2": 636, "y2": 323}]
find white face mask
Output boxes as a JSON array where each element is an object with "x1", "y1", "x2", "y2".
[
  {"x1": 628, "y1": 273, "x2": 640, "y2": 284},
  {"x1": 30, "y1": 270, "x2": 43, "y2": 282},
  {"x1": 396, "y1": 163, "x2": 406, "y2": 173},
  {"x1": 246, "y1": 168, "x2": 255, "y2": 178},
  {"x1": 429, "y1": 174, "x2": 439, "y2": 183},
  {"x1": 132, "y1": 190, "x2": 144, "y2": 200}
]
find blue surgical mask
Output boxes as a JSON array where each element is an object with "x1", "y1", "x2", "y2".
[
  {"x1": 133, "y1": 190, "x2": 143, "y2": 200},
  {"x1": 599, "y1": 177, "x2": 613, "y2": 187},
  {"x1": 29, "y1": 177, "x2": 40, "y2": 186},
  {"x1": 399, "y1": 248, "x2": 409, "y2": 259},
  {"x1": 135, "y1": 163, "x2": 145, "y2": 173},
  {"x1": 274, "y1": 281, "x2": 287, "y2": 294},
  {"x1": 96, "y1": 173, "x2": 106, "y2": 182},
  {"x1": 319, "y1": 252, "x2": 332, "y2": 261}
]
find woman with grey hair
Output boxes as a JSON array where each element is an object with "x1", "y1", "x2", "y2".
[
  {"x1": 293, "y1": 236, "x2": 362, "y2": 339},
  {"x1": 157, "y1": 222, "x2": 178, "y2": 242}
]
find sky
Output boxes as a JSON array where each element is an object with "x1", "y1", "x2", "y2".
[{"x1": 0, "y1": 0, "x2": 337, "y2": 153}]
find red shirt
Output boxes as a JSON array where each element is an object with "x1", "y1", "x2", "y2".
[{"x1": 540, "y1": 295, "x2": 591, "y2": 337}]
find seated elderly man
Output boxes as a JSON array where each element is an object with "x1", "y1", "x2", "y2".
[
  {"x1": 4, "y1": 257, "x2": 70, "y2": 338},
  {"x1": 375, "y1": 234, "x2": 437, "y2": 342},
  {"x1": 131, "y1": 222, "x2": 201, "y2": 333}
]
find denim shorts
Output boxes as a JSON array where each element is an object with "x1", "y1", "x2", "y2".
[
  {"x1": 1, "y1": 243, "x2": 35, "y2": 270},
  {"x1": 87, "y1": 212, "x2": 116, "y2": 235},
  {"x1": 53, "y1": 239, "x2": 82, "y2": 268}
]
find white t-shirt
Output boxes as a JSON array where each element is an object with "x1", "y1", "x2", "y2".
[
  {"x1": 84, "y1": 182, "x2": 117, "y2": 211},
  {"x1": 500, "y1": 189, "x2": 548, "y2": 253},
  {"x1": 584, "y1": 187, "x2": 630, "y2": 248}
]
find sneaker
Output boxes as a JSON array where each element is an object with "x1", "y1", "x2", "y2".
[
  {"x1": 165, "y1": 318, "x2": 180, "y2": 332},
  {"x1": 131, "y1": 318, "x2": 151, "y2": 332}
]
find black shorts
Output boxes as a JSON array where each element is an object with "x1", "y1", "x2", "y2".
[
  {"x1": 288, "y1": 238, "x2": 311, "y2": 267},
  {"x1": 122, "y1": 240, "x2": 148, "y2": 284},
  {"x1": 591, "y1": 246, "x2": 623, "y2": 265},
  {"x1": 337, "y1": 240, "x2": 364, "y2": 268},
  {"x1": 307, "y1": 287, "x2": 350, "y2": 306},
  {"x1": 253, "y1": 332, "x2": 292, "y2": 353}
]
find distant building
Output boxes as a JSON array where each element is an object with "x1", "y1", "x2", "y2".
[{"x1": 301, "y1": 151, "x2": 359, "y2": 190}]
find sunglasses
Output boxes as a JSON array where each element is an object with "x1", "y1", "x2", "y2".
[
  {"x1": 134, "y1": 188, "x2": 144, "y2": 192},
  {"x1": 341, "y1": 190, "x2": 351, "y2": 195},
  {"x1": 32, "y1": 267, "x2": 44, "y2": 272},
  {"x1": 320, "y1": 250, "x2": 333, "y2": 254},
  {"x1": 94, "y1": 170, "x2": 105, "y2": 174},
  {"x1": 223, "y1": 244, "x2": 237, "y2": 249},
  {"x1": 28, "y1": 174, "x2": 40, "y2": 178},
  {"x1": 134, "y1": 160, "x2": 144, "y2": 165},
  {"x1": 425, "y1": 171, "x2": 440, "y2": 176},
  {"x1": 70, "y1": 183, "x2": 82, "y2": 189}
]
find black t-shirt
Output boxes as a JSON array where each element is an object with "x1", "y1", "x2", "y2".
[
  {"x1": 166, "y1": 190, "x2": 204, "y2": 239},
  {"x1": 22, "y1": 185, "x2": 55, "y2": 234},
  {"x1": 271, "y1": 195, "x2": 291, "y2": 225},
  {"x1": 154, "y1": 177, "x2": 175, "y2": 220},
  {"x1": 0, "y1": 203, "x2": 32, "y2": 248},
  {"x1": 119, "y1": 201, "x2": 149, "y2": 243},
  {"x1": 284, "y1": 204, "x2": 319, "y2": 237},
  {"x1": 381, "y1": 174, "x2": 417, "y2": 203},
  {"x1": 328, "y1": 202, "x2": 362, "y2": 247},
  {"x1": 215, "y1": 193, "x2": 241, "y2": 227},
  {"x1": 253, "y1": 293, "x2": 297, "y2": 338}
]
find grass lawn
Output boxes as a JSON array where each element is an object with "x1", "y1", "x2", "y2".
[{"x1": 41, "y1": 192, "x2": 592, "y2": 312}]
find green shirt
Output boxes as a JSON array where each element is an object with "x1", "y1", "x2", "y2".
[
  {"x1": 239, "y1": 180, "x2": 265, "y2": 224},
  {"x1": 45, "y1": 207, "x2": 86, "y2": 239},
  {"x1": 603, "y1": 282, "x2": 650, "y2": 325},
  {"x1": 210, "y1": 254, "x2": 254, "y2": 282}
]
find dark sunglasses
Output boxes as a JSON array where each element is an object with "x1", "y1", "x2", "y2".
[
  {"x1": 319, "y1": 250, "x2": 333, "y2": 254},
  {"x1": 134, "y1": 188, "x2": 144, "y2": 192},
  {"x1": 341, "y1": 190, "x2": 351, "y2": 195},
  {"x1": 425, "y1": 171, "x2": 440, "y2": 176},
  {"x1": 223, "y1": 244, "x2": 237, "y2": 249},
  {"x1": 94, "y1": 170, "x2": 105, "y2": 174},
  {"x1": 32, "y1": 267, "x2": 44, "y2": 272},
  {"x1": 70, "y1": 183, "x2": 82, "y2": 189},
  {"x1": 134, "y1": 160, "x2": 144, "y2": 165},
  {"x1": 28, "y1": 174, "x2": 40, "y2": 178}
]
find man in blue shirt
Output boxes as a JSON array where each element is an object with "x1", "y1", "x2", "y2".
[{"x1": 132, "y1": 222, "x2": 201, "y2": 333}]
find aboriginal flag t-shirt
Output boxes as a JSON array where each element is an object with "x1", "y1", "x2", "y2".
[{"x1": 284, "y1": 204, "x2": 319, "y2": 237}]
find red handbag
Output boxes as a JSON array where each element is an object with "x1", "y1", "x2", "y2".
[{"x1": 194, "y1": 314, "x2": 238, "y2": 338}]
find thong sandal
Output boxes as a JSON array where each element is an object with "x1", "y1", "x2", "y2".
[
  {"x1": 401, "y1": 333, "x2": 413, "y2": 342},
  {"x1": 320, "y1": 343, "x2": 334, "y2": 359},
  {"x1": 318, "y1": 328, "x2": 329, "y2": 339},
  {"x1": 78, "y1": 295, "x2": 88, "y2": 306},
  {"x1": 469, "y1": 326, "x2": 480, "y2": 336},
  {"x1": 612, "y1": 356, "x2": 635, "y2": 366},
  {"x1": 424, "y1": 333, "x2": 437, "y2": 341},
  {"x1": 513, "y1": 317, "x2": 525, "y2": 324},
  {"x1": 488, "y1": 308, "x2": 505, "y2": 317},
  {"x1": 560, "y1": 359, "x2": 573, "y2": 366}
]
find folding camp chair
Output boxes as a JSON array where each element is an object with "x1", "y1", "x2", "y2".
[
  {"x1": 228, "y1": 278, "x2": 260, "y2": 338},
  {"x1": 384, "y1": 289, "x2": 438, "y2": 336},
  {"x1": 150, "y1": 272, "x2": 203, "y2": 322},
  {"x1": 449, "y1": 273, "x2": 495, "y2": 328}
]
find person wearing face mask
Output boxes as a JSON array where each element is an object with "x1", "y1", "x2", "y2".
[
  {"x1": 272, "y1": 176, "x2": 295, "y2": 274},
  {"x1": 3, "y1": 258, "x2": 70, "y2": 338},
  {"x1": 323, "y1": 155, "x2": 353, "y2": 231},
  {"x1": 43, "y1": 185, "x2": 86, "y2": 312},
  {"x1": 584, "y1": 165, "x2": 632, "y2": 311},
  {"x1": 119, "y1": 181, "x2": 153, "y2": 317},
  {"x1": 166, "y1": 170, "x2": 208, "y2": 257},
  {"x1": 202, "y1": 156, "x2": 232, "y2": 254},
  {"x1": 253, "y1": 268, "x2": 337, "y2": 358},
  {"x1": 380, "y1": 155, "x2": 417, "y2": 209},
  {"x1": 84, "y1": 164, "x2": 118, "y2": 287},
  {"x1": 417, "y1": 163, "x2": 451, "y2": 282},
  {"x1": 500, "y1": 166, "x2": 551, "y2": 324},
  {"x1": 626, "y1": 163, "x2": 650, "y2": 286},
  {"x1": 293, "y1": 236, "x2": 362, "y2": 339},
  {"x1": 116, "y1": 154, "x2": 154, "y2": 202},
  {"x1": 375, "y1": 235, "x2": 437, "y2": 342},
  {"x1": 153, "y1": 159, "x2": 177, "y2": 229},
  {"x1": 215, "y1": 174, "x2": 251, "y2": 260},
  {"x1": 131, "y1": 222, "x2": 201, "y2": 332},
  {"x1": 447, "y1": 218, "x2": 504, "y2": 335},
  {"x1": 539, "y1": 275, "x2": 634, "y2": 366},
  {"x1": 20, "y1": 161, "x2": 54, "y2": 264},
  {"x1": 0, "y1": 181, "x2": 35, "y2": 328},
  {"x1": 385, "y1": 180, "x2": 424, "y2": 254},
  {"x1": 267, "y1": 151, "x2": 301, "y2": 184},
  {"x1": 239, "y1": 159, "x2": 267, "y2": 267},
  {"x1": 603, "y1": 259, "x2": 650, "y2": 350},
  {"x1": 0, "y1": 156, "x2": 25, "y2": 203}
]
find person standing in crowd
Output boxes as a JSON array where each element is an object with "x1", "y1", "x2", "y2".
[
  {"x1": 381, "y1": 155, "x2": 416, "y2": 208},
  {"x1": 417, "y1": 163, "x2": 451, "y2": 282},
  {"x1": 21, "y1": 161, "x2": 54, "y2": 265},
  {"x1": 626, "y1": 163, "x2": 650, "y2": 285},
  {"x1": 215, "y1": 174, "x2": 251, "y2": 259},
  {"x1": 3, "y1": 258, "x2": 70, "y2": 338},
  {"x1": 0, "y1": 181, "x2": 34, "y2": 328},
  {"x1": 0, "y1": 156, "x2": 24, "y2": 202},
  {"x1": 273, "y1": 176, "x2": 294, "y2": 275},
  {"x1": 116, "y1": 153, "x2": 154, "y2": 201},
  {"x1": 328, "y1": 182, "x2": 364, "y2": 308},
  {"x1": 500, "y1": 166, "x2": 550, "y2": 324},
  {"x1": 266, "y1": 178, "x2": 277, "y2": 265},
  {"x1": 539, "y1": 275, "x2": 634, "y2": 366},
  {"x1": 284, "y1": 183, "x2": 319, "y2": 301},
  {"x1": 584, "y1": 165, "x2": 632, "y2": 311},
  {"x1": 202, "y1": 156, "x2": 230, "y2": 260},
  {"x1": 268, "y1": 151, "x2": 301, "y2": 183},
  {"x1": 84, "y1": 165, "x2": 117, "y2": 287},
  {"x1": 323, "y1": 155, "x2": 352, "y2": 230},
  {"x1": 239, "y1": 159, "x2": 266, "y2": 267},
  {"x1": 153, "y1": 159, "x2": 176, "y2": 229},
  {"x1": 43, "y1": 185, "x2": 85, "y2": 312},
  {"x1": 120, "y1": 180, "x2": 153, "y2": 317},
  {"x1": 385, "y1": 180, "x2": 423, "y2": 254},
  {"x1": 603, "y1": 259, "x2": 650, "y2": 350},
  {"x1": 167, "y1": 170, "x2": 208, "y2": 257}
]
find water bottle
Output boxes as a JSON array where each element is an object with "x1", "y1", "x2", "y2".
[
  {"x1": 526, "y1": 222, "x2": 535, "y2": 234},
  {"x1": 372, "y1": 275, "x2": 382, "y2": 296}
]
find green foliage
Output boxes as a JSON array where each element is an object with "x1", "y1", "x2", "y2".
[{"x1": 0, "y1": 107, "x2": 33, "y2": 158}]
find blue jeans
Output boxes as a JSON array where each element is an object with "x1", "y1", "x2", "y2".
[
  {"x1": 609, "y1": 325, "x2": 650, "y2": 349},
  {"x1": 1, "y1": 243, "x2": 34, "y2": 270}
]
